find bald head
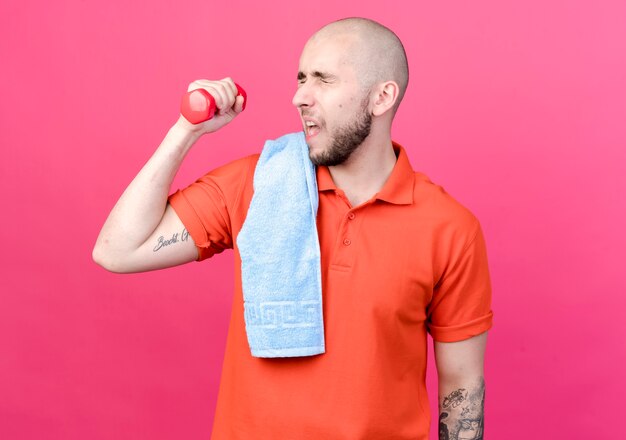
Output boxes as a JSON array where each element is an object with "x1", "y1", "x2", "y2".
[{"x1": 309, "y1": 18, "x2": 409, "y2": 113}]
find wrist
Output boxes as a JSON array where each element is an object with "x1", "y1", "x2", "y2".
[
  {"x1": 166, "y1": 117, "x2": 204, "y2": 154},
  {"x1": 173, "y1": 115, "x2": 205, "y2": 139},
  {"x1": 151, "y1": 121, "x2": 201, "y2": 161}
]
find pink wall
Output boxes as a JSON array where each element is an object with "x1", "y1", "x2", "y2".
[{"x1": 2, "y1": 1, "x2": 625, "y2": 438}]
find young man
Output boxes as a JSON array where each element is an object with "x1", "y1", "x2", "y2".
[{"x1": 94, "y1": 17, "x2": 493, "y2": 440}]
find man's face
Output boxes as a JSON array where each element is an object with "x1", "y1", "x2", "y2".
[{"x1": 292, "y1": 34, "x2": 372, "y2": 166}]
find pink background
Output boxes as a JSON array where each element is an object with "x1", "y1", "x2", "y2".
[{"x1": 1, "y1": 1, "x2": 625, "y2": 438}]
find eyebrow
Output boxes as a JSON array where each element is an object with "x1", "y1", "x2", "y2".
[{"x1": 297, "y1": 71, "x2": 336, "y2": 81}]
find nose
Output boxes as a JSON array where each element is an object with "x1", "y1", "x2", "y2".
[{"x1": 292, "y1": 82, "x2": 314, "y2": 109}]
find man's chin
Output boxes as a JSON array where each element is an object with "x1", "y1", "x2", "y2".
[
  {"x1": 308, "y1": 151, "x2": 325, "y2": 166},
  {"x1": 306, "y1": 135, "x2": 350, "y2": 167},
  {"x1": 309, "y1": 150, "x2": 348, "y2": 167},
  {"x1": 308, "y1": 149, "x2": 330, "y2": 167},
  {"x1": 306, "y1": 139, "x2": 327, "y2": 165}
]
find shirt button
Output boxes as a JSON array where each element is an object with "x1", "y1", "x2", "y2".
[
  {"x1": 348, "y1": 213, "x2": 356, "y2": 220},
  {"x1": 343, "y1": 238, "x2": 352, "y2": 246}
]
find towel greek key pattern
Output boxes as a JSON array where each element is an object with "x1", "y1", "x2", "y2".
[{"x1": 244, "y1": 300, "x2": 321, "y2": 329}]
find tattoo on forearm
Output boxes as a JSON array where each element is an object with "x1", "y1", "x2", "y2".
[
  {"x1": 443, "y1": 388, "x2": 467, "y2": 409},
  {"x1": 439, "y1": 377, "x2": 485, "y2": 440},
  {"x1": 153, "y1": 228, "x2": 189, "y2": 252}
]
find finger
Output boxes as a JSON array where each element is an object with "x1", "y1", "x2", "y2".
[
  {"x1": 187, "y1": 79, "x2": 208, "y2": 93},
  {"x1": 210, "y1": 83, "x2": 235, "y2": 115},
  {"x1": 233, "y1": 95, "x2": 245, "y2": 114},
  {"x1": 202, "y1": 84, "x2": 229, "y2": 113},
  {"x1": 219, "y1": 77, "x2": 238, "y2": 98},
  {"x1": 217, "y1": 79, "x2": 237, "y2": 113}
]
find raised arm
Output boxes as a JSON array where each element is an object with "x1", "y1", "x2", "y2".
[
  {"x1": 435, "y1": 332, "x2": 488, "y2": 440},
  {"x1": 92, "y1": 78, "x2": 245, "y2": 273}
]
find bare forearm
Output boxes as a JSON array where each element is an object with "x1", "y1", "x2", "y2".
[
  {"x1": 93, "y1": 117, "x2": 200, "y2": 261},
  {"x1": 438, "y1": 376, "x2": 485, "y2": 440}
]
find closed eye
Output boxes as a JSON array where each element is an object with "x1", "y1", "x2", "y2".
[
  {"x1": 314, "y1": 71, "x2": 335, "y2": 83},
  {"x1": 297, "y1": 71, "x2": 336, "y2": 84}
]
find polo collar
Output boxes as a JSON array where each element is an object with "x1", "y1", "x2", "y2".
[{"x1": 315, "y1": 141, "x2": 414, "y2": 205}]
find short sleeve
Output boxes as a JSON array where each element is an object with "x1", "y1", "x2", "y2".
[
  {"x1": 427, "y1": 220, "x2": 494, "y2": 342},
  {"x1": 167, "y1": 155, "x2": 255, "y2": 261}
]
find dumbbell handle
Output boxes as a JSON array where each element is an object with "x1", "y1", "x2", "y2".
[{"x1": 180, "y1": 83, "x2": 247, "y2": 124}]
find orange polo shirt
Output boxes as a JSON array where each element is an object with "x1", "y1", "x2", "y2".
[{"x1": 168, "y1": 141, "x2": 493, "y2": 440}]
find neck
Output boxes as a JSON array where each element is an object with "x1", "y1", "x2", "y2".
[{"x1": 327, "y1": 126, "x2": 397, "y2": 207}]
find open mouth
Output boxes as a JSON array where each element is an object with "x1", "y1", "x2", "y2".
[{"x1": 305, "y1": 121, "x2": 321, "y2": 137}]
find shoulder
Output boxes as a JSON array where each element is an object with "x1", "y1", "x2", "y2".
[
  {"x1": 204, "y1": 131, "x2": 306, "y2": 181},
  {"x1": 177, "y1": 154, "x2": 260, "y2": 214},
  {"x1": 412, "y1": 171, "x2": 482, "y2": 244},
  {"x1": 200, "y1": 153, "x2": 260, "y2": 180}
]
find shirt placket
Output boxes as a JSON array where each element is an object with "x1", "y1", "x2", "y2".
[{"x1": 330, "y1": 190, "x2": 367, "y2": 270}]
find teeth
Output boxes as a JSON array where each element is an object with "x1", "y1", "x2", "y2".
[{"x1": 306, "y1": 122, "x2": 320, "y2": 137}]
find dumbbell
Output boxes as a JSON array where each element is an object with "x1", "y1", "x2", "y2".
[{"x1": 180, "y1": 83, "x2": 247, "y2": 124}]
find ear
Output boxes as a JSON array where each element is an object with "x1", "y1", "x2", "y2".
[{"x1": 371, "y1": 81, "x2": 399, "y2": 116}]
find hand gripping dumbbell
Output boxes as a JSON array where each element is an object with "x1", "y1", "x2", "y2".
[{"x1": 180, "y1": 83, "x2": 247, "y2": 124}]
